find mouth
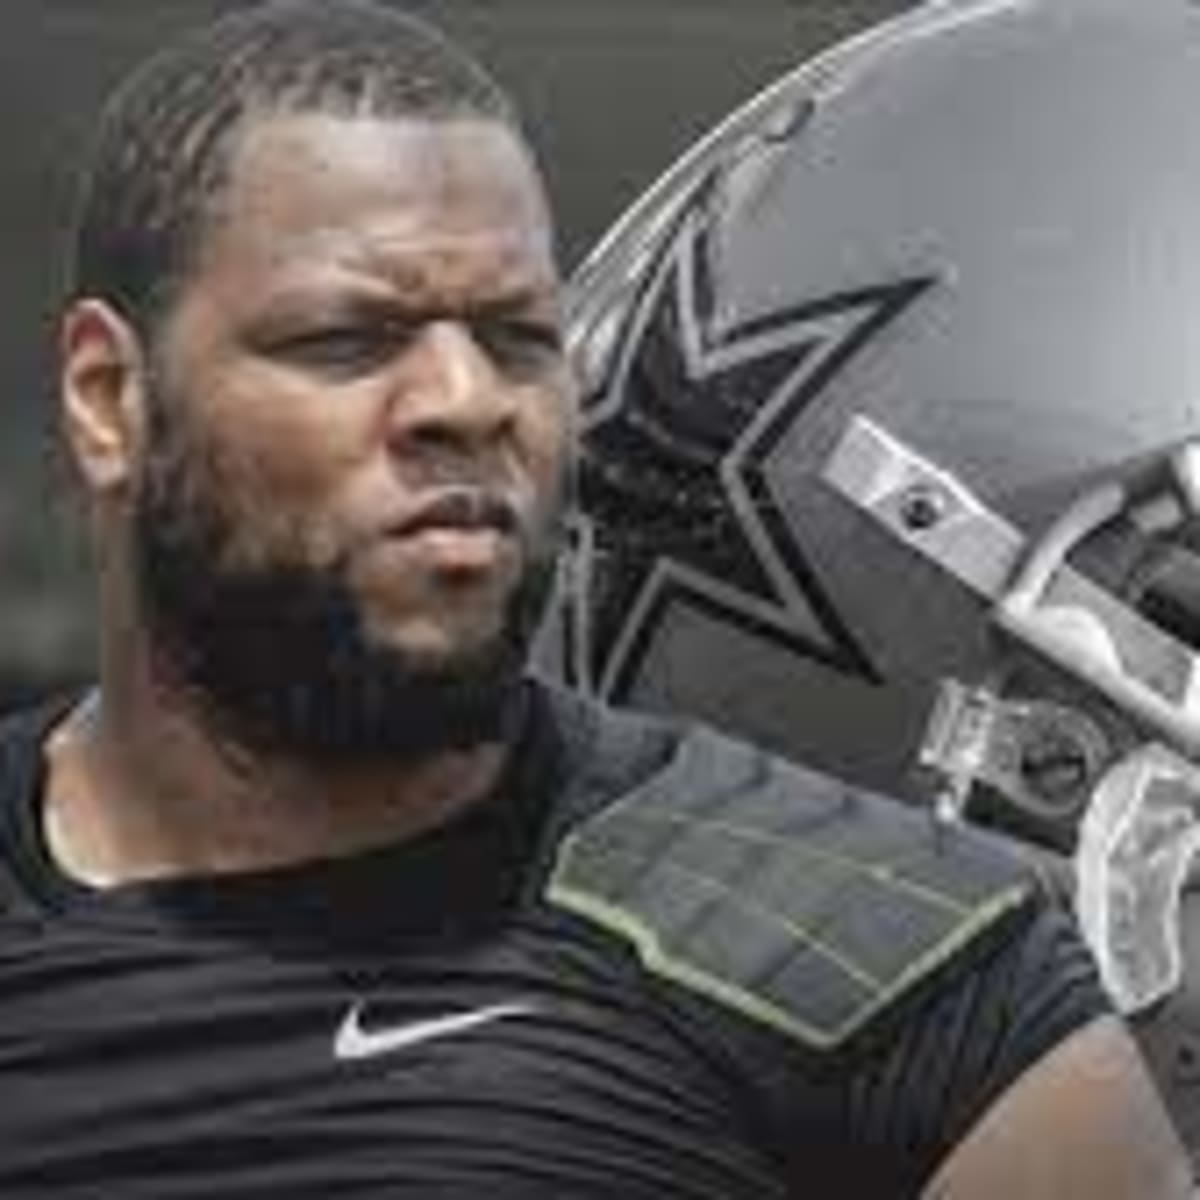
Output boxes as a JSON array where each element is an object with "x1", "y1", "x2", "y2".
[
  {"x1": 379, "y1": 488, "x2": 522, "y2": 573},
  {"x1": 389, "y1": 488, "x2": 520, "y2": 540}
]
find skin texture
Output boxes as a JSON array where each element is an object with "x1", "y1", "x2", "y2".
[
  {"x1": 149, "y1": 114, "x2": 568, "y2": 663},
  {"x1": 53, "y1": 111, "x2": 574, "y2": 882},
  {"x1": 924, "y1": 1015, "x2": 1192, "y2": 1198}
]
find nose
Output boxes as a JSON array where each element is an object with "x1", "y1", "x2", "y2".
[{"x1": 385, "y1": 319, "x2": 517, "y2": 460}]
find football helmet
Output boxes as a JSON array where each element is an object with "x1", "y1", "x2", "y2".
[{"x1": 539, "y1": 0, "x2": 1200, "y2": 1160}]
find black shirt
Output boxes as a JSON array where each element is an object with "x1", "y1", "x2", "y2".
[{"x1": 0, "y1": 682, "x2": 1107, "y2": 1197}]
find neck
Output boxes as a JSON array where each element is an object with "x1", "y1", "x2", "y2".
[{"x1": 44, "y1": 639, "x2": 512, "y2": 888}]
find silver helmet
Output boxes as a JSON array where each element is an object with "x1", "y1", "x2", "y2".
[{"x1": 540, "y1": 0, "x2": 1200, "y2": 1127}]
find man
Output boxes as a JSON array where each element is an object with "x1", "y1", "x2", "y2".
[{"x1": 0, "y1": 1, "x2": 1186, "y2": 1196}]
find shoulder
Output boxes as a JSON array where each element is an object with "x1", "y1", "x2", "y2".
[
  {"x1": 537, "y1": 686, "x2": 1060, "y2": 1052},
  {"x1": 0, "y1": 694, "x2": 80, "y2": 917},
  {"x1": 0, "y1": 697, "x2": 69, "y2": 796}
]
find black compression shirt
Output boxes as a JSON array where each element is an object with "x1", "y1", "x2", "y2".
[{"x1": 0, "y1": 683, "x2": 1108, "y2": 1198}]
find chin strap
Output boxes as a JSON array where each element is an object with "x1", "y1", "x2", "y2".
[{"x1": 916, "y1": 678, "x2": 1107, "y2": 829}]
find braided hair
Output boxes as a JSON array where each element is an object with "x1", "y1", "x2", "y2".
[{"x1": 68, "y1": 0, "x2": 522, "y2": 339}]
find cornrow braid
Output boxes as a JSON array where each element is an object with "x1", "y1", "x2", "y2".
[{"x1": 68, "y1": 0, "x2": 521, "y2": 340}]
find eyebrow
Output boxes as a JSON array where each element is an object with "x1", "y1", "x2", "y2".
[
  {"x1": 467, "y1": 288, "x2": 562, "y2": 321},
  {"x1": 256, "y1": 282, "x2": 561, "y2": 331}
]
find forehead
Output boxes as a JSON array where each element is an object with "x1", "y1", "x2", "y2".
[{"x1": 190, "y1": 110, "x2": 558, "y2": 306}]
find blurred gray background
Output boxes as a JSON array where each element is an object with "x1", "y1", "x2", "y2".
[{"x1": 0, "y1": 0, "x2": 913, "y2": 708}]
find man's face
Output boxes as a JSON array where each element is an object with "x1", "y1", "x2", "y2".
[{"x1": 133, "y1": 111, "x2": 575, "y2": 760}]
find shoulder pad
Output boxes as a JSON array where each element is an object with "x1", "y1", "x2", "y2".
[{"x1": 546, "y1": 723, "x2": 1036, "y2": 1050}]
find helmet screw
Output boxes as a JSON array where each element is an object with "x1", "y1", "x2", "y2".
[
  {"x1": 1018, "y1": 732, "x2": 1092, "y2": 810},
  {"x1": 898, "y1": 484, "x2": 947, "y2": 532}
]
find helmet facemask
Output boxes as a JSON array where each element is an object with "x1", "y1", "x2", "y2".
[{"x1": 828, "y1": 414, "x2": 1200, "y2": 1012}]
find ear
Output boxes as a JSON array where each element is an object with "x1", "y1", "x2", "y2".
[{"x1": 59, "y1": 298, "x2": 150, "y2": 495}]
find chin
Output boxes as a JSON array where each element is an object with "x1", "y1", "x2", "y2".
[{"x1": 364, "y1": 599, "x2": 514, "y2": 667}]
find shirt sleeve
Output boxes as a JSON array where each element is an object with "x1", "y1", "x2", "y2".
[{"x1": 825, "y1": 897, "x2": 1111, "y2": 1195}]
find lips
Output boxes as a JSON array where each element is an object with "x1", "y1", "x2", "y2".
[
  {"x1": 368, "y1": 488, "x2": 525, "y2": 578},
  {"x1": 388, "y1": 487, "x2": 520, "y2": 540},
  {"x1": 338, "y1": 481, "x2": 531, "y2": 592}
]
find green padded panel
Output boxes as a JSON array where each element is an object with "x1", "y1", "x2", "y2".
[{"x1": 547, "y1": 729, "x2": 1034, "y2": 1049}]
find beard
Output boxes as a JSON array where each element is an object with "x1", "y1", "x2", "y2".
[{"x1": 131, "y1": 409, "x2": 563, "y2": 767}]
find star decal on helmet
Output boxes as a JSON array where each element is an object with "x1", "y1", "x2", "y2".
[{"x1": 567, "y1": 178, "x2": 937, "y2": 702}]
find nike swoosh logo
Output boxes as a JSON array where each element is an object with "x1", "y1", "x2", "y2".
[{"x1": 334, "y1": 1000, "x2": 539, "y2": 1061}]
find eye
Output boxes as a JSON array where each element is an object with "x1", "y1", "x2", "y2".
[
  {"x1": 476, "y1": 319, "x2": 565, "y2": 375},
  {"x1": 272, "y1": 324, "x2": 402, "y2": 376}
]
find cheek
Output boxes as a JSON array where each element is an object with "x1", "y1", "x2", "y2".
[
  {"x1": 521, "y1": 384, "x2": 576, "y2": 504},
  {"x1": 227, "y1": 377, "x2": 366, "y2": 495},
  {"x1": 194, "y1": 379, "x2": 373, "y2": 561}
]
